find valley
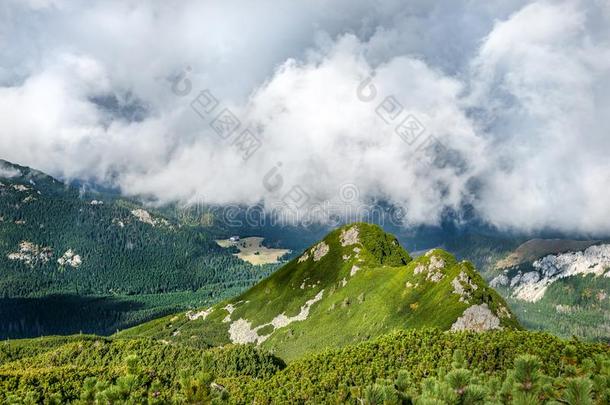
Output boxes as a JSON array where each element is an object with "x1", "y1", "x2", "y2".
[{"x1": 0, "y1": 160, "x2": 284, "y2": 338}]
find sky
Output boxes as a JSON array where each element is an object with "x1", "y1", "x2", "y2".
[{"x1": 0, "y1": 0, "x2": 609, "y2": 235}]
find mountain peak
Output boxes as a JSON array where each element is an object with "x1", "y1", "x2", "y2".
[
  {"x1": 121, "y1": 223, "x2": 519, "y2": 359},
  {"x1": 295, "y1": 222, "x2": 411, "y2": 270}
]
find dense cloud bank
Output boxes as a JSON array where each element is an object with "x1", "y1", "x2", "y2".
[{"x1": 1, "y1": 0, "x2": 609, "y2": 234}]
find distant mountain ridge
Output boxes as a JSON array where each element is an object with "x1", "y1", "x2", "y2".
[
  {"x1": 487, "y1": 239, "x2": 610, "y2": 341},
  {"x1": 495, "y1": 238, "x2": 601, "y2": 270},
  {"x1": 492, "y1": 243, "x2": 610, "y2": 302}
]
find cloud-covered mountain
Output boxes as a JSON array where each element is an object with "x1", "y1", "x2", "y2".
[{"x1": 1, "y1": 0, "x2": 609, "y2": 235}]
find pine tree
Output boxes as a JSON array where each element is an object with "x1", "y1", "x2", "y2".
[
  {"x1": 513, "y1": 355, "x2": 541, "y2": 394},
  {"x1": 560, "y1": 378, "x2": 593, "y2": 405}
]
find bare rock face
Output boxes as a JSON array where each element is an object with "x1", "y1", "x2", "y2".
[
  {"x1": 12, "y1": 184, "x2": 30, "y2": 192},
  {"x1": 7, "y1": 241, "x2": 53, "y2": 268},
  {"x1": 228, "y1": 290, "x2": 324, "y2": 345},
  {"x1": 312, "y1": 242, "x2": 330, "y2": 262},
  {"x1": 340, "y1": 226, "x2": 360, "y2": 246},
  {"x1": 491, "y1": 244, "x2": 610, "y2": 302},
  {"x1": 228, "y1": 319, "x2": 268, "y2": 345},
  {"x1": 298, "y1": 241, "x2": 330, "y2": 263},
  {"x1": 451, "y1": 271, "x2": 478, "y2": 302},
  {"x1": 451, "y1": 304, "x2": 501, "y2": 332},
  {"x1": 131, "y1": 209, "x2": 171, "y2": 228},
  {"x1": 131, "y1": 209, "x2": 156, "y2": 226},
  {"x1": 489, "y1": 274, "x2": 509, "y2": 288},
  {"x1": 186, "y1": 308, "x2": 213, "y2": 321},
  {"x1": 58, "y1": 249, "x2": 82, "y2": 268},
  {"x1": 414, "y1": 253, "x2": 446, "y2": 282}
]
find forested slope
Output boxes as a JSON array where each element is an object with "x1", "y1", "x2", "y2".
[
  {"x1": 1, "y1": 329, "x2": 608, "y2": 404},
  {"x1": 0, "y1": 160, "x2": 280, "y2": 338}
]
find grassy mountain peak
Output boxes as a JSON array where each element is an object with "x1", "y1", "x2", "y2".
[{"x1": 121, "y1": 223, "x2": 519, "y2": 359}]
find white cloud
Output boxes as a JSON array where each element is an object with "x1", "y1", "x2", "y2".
[
  {"x1": 469, "y1": 0, "x2": 610, "y2": 235},
  {"x1": 0, "y1": 0, "x2": 609, "y2": 234},
  {"x1": 0, "y1": 162, "x2": 20, "y2": 178}
]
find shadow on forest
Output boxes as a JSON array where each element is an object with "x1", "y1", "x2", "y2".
[{"x1": 0, "y1": 294, "x2": 156, "y2": 339}]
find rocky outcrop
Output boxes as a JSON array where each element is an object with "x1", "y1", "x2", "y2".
[
  {"x1": 7, "y1": 241, "x2": 52, "y2": 268},
  {"x1": 340, "y1": 226, "x2": 359, "y2": 246},
  {"x1": 228, "y1": 319, "x2": 267, "y2": 345},
  {"x1": 186, "y1": 308, "x2": 213, "y2": 321},
  {"x1": 451, "y1": 271, "x2": 478, "y2": 302},
  {"x1": 298, "y1": 241, "x2": 331, "y2": 263},
  {"x1": 451, "y1": 304, "x2": 501, "y2": 332},
  {"x1": 12, "y1": 184, "x2": 30, "y2": 192},
  {"x1": 228, "y1": 290, "x2": 324, "y2": 345},
  {"x1": 312, "y1": 242, "x2": 329, "y2": 262},
  {"x1": 58, "y1": 249, "x2": 82, "y2": 268},
  {"x1": 131, "y1": 209, "x2": 170, "y2": 227},
  {"x1": 414, "y1": 253, "x2": 446, "y2": 282}
]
